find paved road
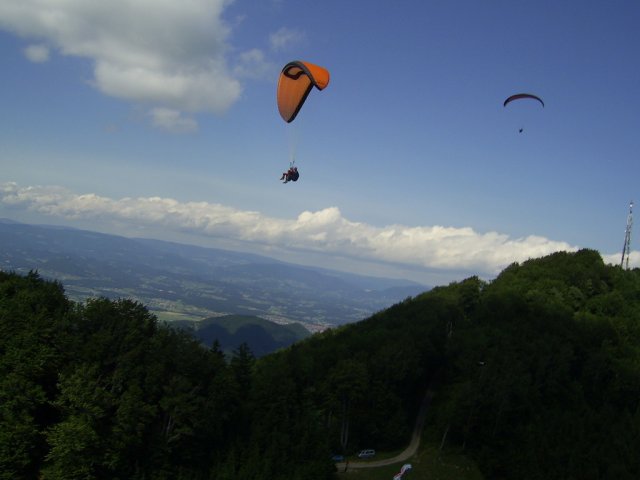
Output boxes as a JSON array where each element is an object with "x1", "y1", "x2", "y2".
[{"x1": 336, "y1": 389, "x2": 433, "y2": 471}]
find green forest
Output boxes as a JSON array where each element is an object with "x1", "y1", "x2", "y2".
[{"x1": 1, "y1": 248, "x2": 640, "y2": 479}]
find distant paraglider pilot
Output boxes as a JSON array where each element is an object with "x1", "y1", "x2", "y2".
[{"x1": 280, "y1": 166, "x2": 299, "y2": 183}]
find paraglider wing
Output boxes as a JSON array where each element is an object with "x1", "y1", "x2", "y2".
[
  {"x1": 503, "y1": 93, "x2": 544, "y2": 108},
  {"x1": 277, "y1": 61, "x2": 330, "y2": 123},
  {"x1": 393, "y1": 464, "x2": 412, "y2": 480}
]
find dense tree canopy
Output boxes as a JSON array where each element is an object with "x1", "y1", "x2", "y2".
[
  {"x1": 429, "y1": 250, "x2": 640, "y2": 479},
  {"x1": 1, "y1": 249, "x2": 640, "y2": 479},
  {"x1": 0, "y1": 271, "x2": 246, "y2": 479}
]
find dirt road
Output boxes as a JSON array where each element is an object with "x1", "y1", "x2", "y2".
[{"x1": 336, "y1": 389, "x2": 433, "y2": 471}]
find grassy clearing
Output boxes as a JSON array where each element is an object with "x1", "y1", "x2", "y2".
[{"x1": 336, "y1": 444, "x2": 483, "y2": 480}]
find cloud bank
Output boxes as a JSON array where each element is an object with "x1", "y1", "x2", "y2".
[
  {"x1": 0, "y1": 0, "x2": 262, "y2": 124},
  {"x1": 149, "y1": 108, "x2": 198, "y2": 133},
  {"x1": 1, "y1": 183, "x2": 589, "y2": 278},
  {"x1": 23, "y1": 44, "x2": 50, "y2": 63},
  {"x1": 269, "y1": 27, "x2": 305, "y2": 51}
]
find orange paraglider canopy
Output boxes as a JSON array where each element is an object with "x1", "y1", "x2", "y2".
[{"x1": 277, "y1": 61, "x2": 330, "y2": 123}]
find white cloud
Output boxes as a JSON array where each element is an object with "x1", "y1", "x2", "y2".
[
  {"x1": 601, "y1": 251, "x2": 635, "y2": 269},
  {"x1": 269, "y1": 27, "x2": 304, "y2": 51},
  {"x1": 0, "y1": 182, "x2": 597, "y2": 279},
  {"x1": 149, "y1": 108, "x2": 198, "y2": 133},
  {"x1": 233, "y1": 48, "x2": 276, "y2": 80},
  {"x1": 0, "y1": 0, "x2": 242, "y2": 120},
  {"x1": 23, "y1": 44, "x2": 50, "y2": 62}
]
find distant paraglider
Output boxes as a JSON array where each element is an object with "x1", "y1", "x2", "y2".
[
  {"x1": 276, "y1": 60, "x2": 330, "y2": 184},
  {"x1": 503, "y1": 93, "x2": 544, "y2": 133},
  {"x1": 503, "y1": 93, "x2": 545, "y2": 108}
]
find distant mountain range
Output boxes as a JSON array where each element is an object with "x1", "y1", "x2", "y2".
[
  {"x1": 0, "y1": 219, "x2": 427, "y2": 329},
  {"x1": 173, "y1": 314, "x2": 312, "y2": 357}
]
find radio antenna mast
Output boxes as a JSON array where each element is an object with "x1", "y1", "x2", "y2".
[{"x1": 621, "y1": 201, "x2": 633, "y2": 269}]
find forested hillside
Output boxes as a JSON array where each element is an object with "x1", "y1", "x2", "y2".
[
  {"x1": 2, "y1": 249, "x2": 640, "y2": 479},
  {"x1": 427, "y1": 249, "x2": 640, "y2": 479}
]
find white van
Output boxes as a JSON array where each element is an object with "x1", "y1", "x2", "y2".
[{"x1": 357, "y1": 449, "x2": 376, "y2": 459}]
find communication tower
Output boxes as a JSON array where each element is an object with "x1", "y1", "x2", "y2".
[{"x1": 621, "y1": 201, "x2": 633, "y2": 269}]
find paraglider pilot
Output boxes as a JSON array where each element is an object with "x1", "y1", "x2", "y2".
[{"x1": 280, "y1": 166, "x2": 299, "y2": 183}]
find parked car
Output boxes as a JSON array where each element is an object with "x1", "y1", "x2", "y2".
[
  {"x1": 331, "y1": 454, "x2": 345, "y2": 462},
  {"x1": 357, "y1": 449, "x2": 376, "y2": 459}
]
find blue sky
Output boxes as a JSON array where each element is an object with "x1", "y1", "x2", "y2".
[{"x1": 1, "y1": 0, "x2": 639, "y2": 285}]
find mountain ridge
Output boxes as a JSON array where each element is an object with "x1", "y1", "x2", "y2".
[
  {"x1": 173, "y1": 314, "x2": 312, "y2": 357},
  {"x1": 0, "y1": 219, "x2": 427, "y2": 328}
]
